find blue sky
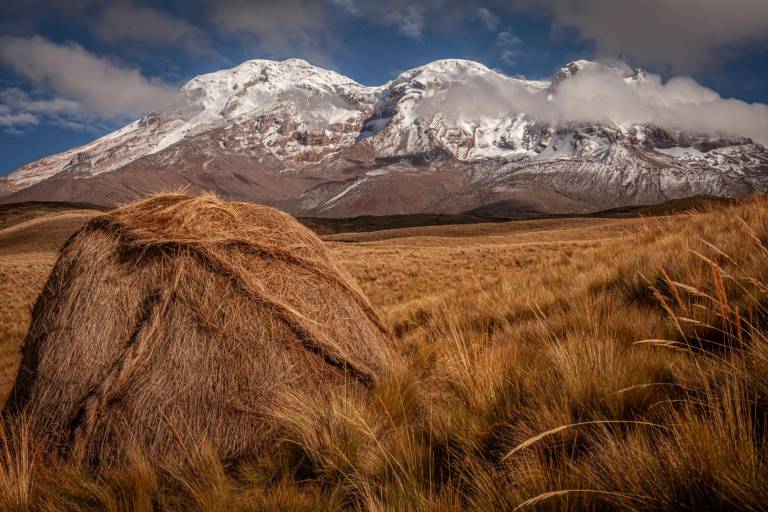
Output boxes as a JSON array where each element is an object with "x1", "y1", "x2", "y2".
[{"x1": 1, "y1": 0, "x2": 767, "y2": 175}]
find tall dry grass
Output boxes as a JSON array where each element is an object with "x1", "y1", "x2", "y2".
[{"x1": 2, "y1": 199, "x2": 768, "y2": 510}]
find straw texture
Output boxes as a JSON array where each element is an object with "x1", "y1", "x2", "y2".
[{"x1": 3, "y1": 193, "x2": 399, "y2": 466}]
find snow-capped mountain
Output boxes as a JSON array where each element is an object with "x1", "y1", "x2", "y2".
[{"x1": 1, "y1": 58, "x2": 766, "y2": 217}]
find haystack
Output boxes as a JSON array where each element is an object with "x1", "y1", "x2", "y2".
[{"x1": 3, "y1": 193, "x2": 399, "y2": 466}]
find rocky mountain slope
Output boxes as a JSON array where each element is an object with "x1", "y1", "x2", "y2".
[{"x1": 1, "y1": 58, "x2": 766, "y2": 217}]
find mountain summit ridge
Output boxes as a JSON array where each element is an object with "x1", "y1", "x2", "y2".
[{"x1": 1, "y1": 57, "x2": 766, "y2": 217}]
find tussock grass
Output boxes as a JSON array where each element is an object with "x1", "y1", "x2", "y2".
[{"x1": 2, "y1": 197, "x2": 768, "y2": 509}]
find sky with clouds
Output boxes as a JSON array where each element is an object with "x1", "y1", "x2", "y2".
[{"x1": 0, "y1": 0, "x2": 767, "y2": 174}]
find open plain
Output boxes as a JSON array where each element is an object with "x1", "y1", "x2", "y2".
[{"x1": 0, "y1": 198, "x2": 767, "y2": 510}]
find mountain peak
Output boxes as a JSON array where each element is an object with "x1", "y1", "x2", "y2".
[
  {"x1": 399, "y1": 59, "x2": 492, "y2": 79},
  {"x1": 418, "y1": 58, "x2": 491, "y2": 71},
  {"x1": 277, "y1": 57, "x2": 312, "y2": 66},
  {"x1": 181, "y1": 58, "x2": 362, "y2": 95},
  {"x1": 550, "y1": 59, "x2": 635, "y2": 89},
  {"x1": 2, "y1": 56, "x2": 764, "y2": 213},
  {"x1": 386, "y1": 59, "x2": 497, "y2": 92}
]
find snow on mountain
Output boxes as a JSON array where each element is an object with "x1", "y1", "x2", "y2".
[
  {"x1": 1, "y1": 58, "x2": 377, "y2": 192},
  {"x1": 1, "y1": 57, "x2": 766, "y2": 217},
  {"x1": 358, "y1": 59, "x2": 552, "y2": 162},
  {"x1": 157, "y1": 58, "x2": 375, "y2": 152}
]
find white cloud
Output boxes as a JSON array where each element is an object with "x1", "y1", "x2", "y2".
[
  {"x1": 416, "y1": 65, "x2": 768, "y2": 145},
  {"x1": 551, "y1": 72, "x2": 768, "y2": 145},
  {"x1": 475, "y1": 7, "x2": 499, "y2": 31},
  {"x1": 205, "y1": 0, "x2": 464, "y2": 61},
  {"x1": 91, "y1": 4, "x2": 220, "y2": 59},
  {"x1": 388, "y1": 5, "x2": 427, "y2": 39},
  {"x1": 0, "y1": 35, "x2": 178, "y2": 117},
  {"x1": 328, "y1": 0, "x2": 439, "y2": 40},
  {"x1": 0, "y1": 87, "x2": 101, "y2": 134},
  {"x1": 205, "y1": 0, "x2": 440, "y2": 65},
  {"x1": 522, "y1": 0, "x2": 768, "y2": 71},
  {"x1": 0, "y1": 111, "x2": 38, "y2": 129},
  {"x1": 0, "y1": 87, "x2": 79, "y2": 114},
  {"x1": 205, "y1": 0, "x2": 336, "y2": 65},
  {"x1": 496, "y1": 31, "x2": 522, "y2": 65},
  {"x1": 331, "y1": 0, "x2": 358, "y2": 15}
]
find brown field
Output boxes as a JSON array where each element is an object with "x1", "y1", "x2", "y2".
[{"x1": 0, "y1": 199, "x2": 767, "y2": 510}]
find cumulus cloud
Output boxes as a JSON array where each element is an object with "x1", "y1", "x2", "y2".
[
  {"x1": 522, "y1": 0, "x2": 768, "y2": 71},
  {"x1": 91, "y1": 3, "x2": 220, "y2": 59},
  {"x1": 416, "y1": 65, "x2": 768, "y2": 145},
  {"x1": 0, "y1": 35, "x2": 177, "y2": 117}
]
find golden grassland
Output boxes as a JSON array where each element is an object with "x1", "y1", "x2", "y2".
[
  {"x1": 1, "y1": 200, "x2": 768, "y2": 510},
  {"x1": 0, "y1": 211, "x2": 99, "y2": 401}
]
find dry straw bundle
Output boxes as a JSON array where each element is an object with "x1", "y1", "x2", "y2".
[{"x1": 3, "y1": 193, "x2": 399, "y2": 466}]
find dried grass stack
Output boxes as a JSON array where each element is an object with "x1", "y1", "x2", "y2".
[{"x1": 3, "y1": 193, "x2": 398, "y2": 466}]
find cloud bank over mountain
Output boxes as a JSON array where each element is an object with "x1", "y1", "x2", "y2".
[{"x1": 418, "y1": 64, "x2": 768, "y2": 145}]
